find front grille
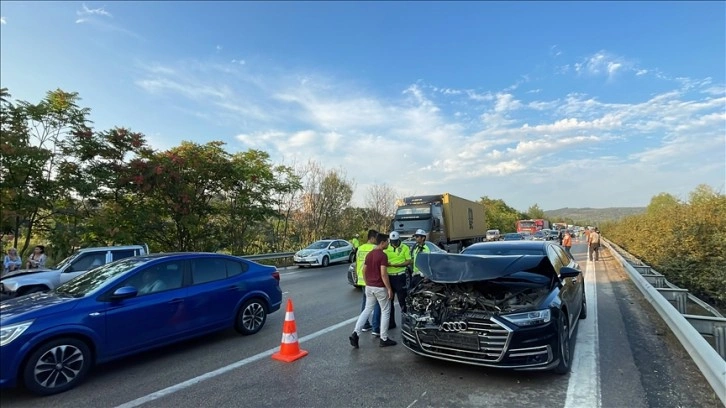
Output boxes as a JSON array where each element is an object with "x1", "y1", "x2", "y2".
[{"x1": 415, "y1": 318, "x2": 512, "y2": 363}]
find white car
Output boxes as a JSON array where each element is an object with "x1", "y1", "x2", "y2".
[{"x1": 294, "y1": 239, "x2": 354, "y2": 267}]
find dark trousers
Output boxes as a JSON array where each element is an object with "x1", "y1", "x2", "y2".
[{"x1": 389, "y1": 273, "x2": 408, "y2": 313}]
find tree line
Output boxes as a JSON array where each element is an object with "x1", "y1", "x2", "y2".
[{"x1": 601, "y1": 185, "x2": 726, "y2": 309}]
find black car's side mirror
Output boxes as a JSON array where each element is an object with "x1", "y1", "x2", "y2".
[
  {"x1": 111, "y1": 286, "x2": 138, "y2": 301},
  {"x1": 559, "y1": 267, "x2": 581, "y2": 279}
]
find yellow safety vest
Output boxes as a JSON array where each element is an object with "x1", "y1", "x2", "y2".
[
  {"x1": 384, "y1": 244, "x2": 411, "y2": 275},
  {"x1": 355, "y1": 243, "x2": 377, "y2": 286},
  {"x1": 412, "y1": 244, "x2": 431, "y2": 276}
]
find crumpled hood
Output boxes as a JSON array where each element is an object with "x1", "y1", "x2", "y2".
[
  {"x1": 0, "y1": 292, "x2": 78, "y2": 323},
  {"x1": 1, "y1": 267, "x2": 53, "y2": 280},
  {"x1": 415, "y1": 253, "x2": 557, "y2": 283}
]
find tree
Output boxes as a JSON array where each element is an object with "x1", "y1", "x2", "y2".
[
  {"x1": 364, "y1": 183, "x2": 398, "y2": 232},
  {"x1": 480, "y1": 196, "x2": 521, "y2": 233},
  {"x1": 0, "y1": 89, "x2": 89, "y2": 255},
  {"x1": 526, "y1": 204, "x2": 545, "y2": 220}
]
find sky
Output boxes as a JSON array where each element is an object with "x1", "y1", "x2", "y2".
[{"x1": 1, "y1": 1, "x2": 724, "y2": 212}]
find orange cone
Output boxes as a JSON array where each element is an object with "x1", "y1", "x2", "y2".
[{"x1": 271, "y1": 298, "x2": 309, "y2": 363}]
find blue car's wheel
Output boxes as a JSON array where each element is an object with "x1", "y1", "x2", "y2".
[
  {"x1": 235, "y1": 298, "x2": 267, "y2": 335},
  {"x1": 23, "y1": 337, "x2": 92, "y2": 396}
]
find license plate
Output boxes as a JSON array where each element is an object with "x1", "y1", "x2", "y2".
[{"x1": 433, "y1": 332, "x2": 480, "y2": 351}]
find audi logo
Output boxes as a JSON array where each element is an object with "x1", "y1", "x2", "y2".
[{"x1": 440, "y1": 321, "x2": 468, "y2": 332}]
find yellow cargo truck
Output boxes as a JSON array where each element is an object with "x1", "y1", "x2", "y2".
[{"x1": 390, "y1": 193, "x2": 486, "y2": 252}]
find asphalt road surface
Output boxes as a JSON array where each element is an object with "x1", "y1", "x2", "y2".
[{"x1": 1, "y1": 241, "x2": 722, "y2": 408}]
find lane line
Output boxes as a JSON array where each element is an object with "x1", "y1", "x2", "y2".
[
  {"x1": 564, "y1": 259, "x2": 602, "y2": 408},
  {"x1": 115, "y1": 316, "x2": 359, "y2": 408}
]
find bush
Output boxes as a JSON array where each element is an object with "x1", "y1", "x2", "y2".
[{"x1": 602, "y1": 185, "x2": 726, "y2": 309}]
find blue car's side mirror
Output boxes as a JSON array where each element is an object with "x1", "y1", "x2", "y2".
[{"x1": 111, "y1": 286, "x2": 138, "y2": 300}]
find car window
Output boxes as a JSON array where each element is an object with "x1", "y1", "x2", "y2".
[
  {"x1": 226, "y1": 259, "x2": 247, "y2": 277},
  {"x1": 335, "y1": 240, "x2": 347, "y2": 248},
  {"x1": 67, "y1": 252, "x2": 107, "y2": 272},
  {"x1": 126, "y1": 260, "x2": 184, "y2": 295},
  {"x1": 191, "y1": 258, "x2": 227, "y2": 284},
  {"x1": 546, "y1": 246, "x2": 565, "y2": 272},
  {"x1": 112, "y1": 249, "x2": 137, "y2": 261},
  {"x1": 552, "y1": 245, "x2": 572, "y2": 266}
]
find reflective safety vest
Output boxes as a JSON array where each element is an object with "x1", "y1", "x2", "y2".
[
  {"x1": 411, "y1": 244, "x2": 431, "y2": 276},
  {"x1": 355, "y1": 243, "x2": 377, "y2": 286},
  {"x1": 384, "y1": 244, "x2": 411, "y2": 275},
  {"x1": 351, "y1": 238, "x2": 360, "y2": 249}
]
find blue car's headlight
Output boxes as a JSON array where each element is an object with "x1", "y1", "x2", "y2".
[
  {"x1": 501, "y1": 309, "x2": 551, "y2": 327},
  {"x1": 0, "y1": 320, "x2": 34, "y2": 346}
]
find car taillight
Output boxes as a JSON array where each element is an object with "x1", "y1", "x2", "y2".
[{"x1": 272, "y1": 271, "x2": 280, "y2": 281}]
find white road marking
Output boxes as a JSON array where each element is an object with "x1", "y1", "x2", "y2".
[
  {"x1": 115, "y1": 316, "x2": 359, "y2": 408},
  {"x1": 564, "y1": 259, "x2": 602, "y2": 408},
  {"x1": 406, "y1": 391, "x2": 427, "y2": 408}
]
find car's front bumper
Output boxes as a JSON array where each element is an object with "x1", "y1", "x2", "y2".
[
  {"x1": 293, "y1": 255, "x2": 321, "y2": 266},
  {"x1": 401, "y1": 314, "x2": 560, "y2": 370}
]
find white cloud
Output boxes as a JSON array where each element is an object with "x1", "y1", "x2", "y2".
[
  {"x1": 135, "y1": 56, "x2": 725, "y2": 210},
  {"x1": 0, "y1": 16, "x2": 6, "y2": 25},
  {"x1": 77, "y1": 4, "x2": 112, "y2": 18}
]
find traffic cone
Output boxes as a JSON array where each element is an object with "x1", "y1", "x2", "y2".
[{"x1": 271, "y1": 298, "x2": 309, "y2": 363}]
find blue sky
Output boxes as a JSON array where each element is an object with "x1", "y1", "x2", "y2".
[{"x1": 1, "y1": 1, "x2": 724, "y2": 211}]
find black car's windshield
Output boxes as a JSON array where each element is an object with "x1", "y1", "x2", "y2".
[
  {"x1": 55, "y1": 258, "x2": 150, "y2": 298},
  {"x1": 462, "y1": 248, "x2": 544, "y2": 256}
]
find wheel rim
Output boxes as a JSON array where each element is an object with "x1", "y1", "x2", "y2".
[
  {"x1": 560, "y1": 318, "x2": 570, "y2": 366},
  {"x1": 34, "y1": 344, "x2": 84, "y2": 389},
  {"x1": 242, "y1": 302, "x2": 265, "y2": 331}
]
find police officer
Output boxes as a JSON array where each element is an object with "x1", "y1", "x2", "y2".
[
  {"x1": 385, "y1": 231, "x2": 412, "y2": 314},
  {"x1": 350, "y1": 234, "x2": 360, "y2": 262},
  {"x1": 409, "y1": 229, "x2": 431, "y2": 290}
]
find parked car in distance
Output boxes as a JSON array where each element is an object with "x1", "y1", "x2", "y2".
[
  {"x1": 347, "y1": 240, "x2": 445, "y2": 288},
  {"x1": 502, "y1": 233, "x2": 525, "y2": 241},
  {"x1": 0, "y1": 252, "x2": 282, "y2": 396},
  {"x1": 532, "y1": 231, "x2": 547, "y2": 241},
  {"x1": 0, "y1": 245, "x2": 148, "y2": 301},
  {"x1": 294, "y1": 239, "x2": 354, "y2": 267},
  {"x1": 486, "y1": 229, "x2": 501, "y2": 241},
  {"x1": 402, "y1": 240, "x2": 585, "y2": 374}
]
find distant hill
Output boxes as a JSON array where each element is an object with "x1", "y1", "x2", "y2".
[{"x1": 544, "y1": 207, "x2": 646, "y2": 225}]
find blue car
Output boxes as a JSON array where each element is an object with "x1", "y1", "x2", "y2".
[{"x1": 0, "y1": 253, "x2": 282, "y2": 396}]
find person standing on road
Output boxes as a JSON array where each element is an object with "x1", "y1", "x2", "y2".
[
  {"x1": 408, "y1": 229, "x2": 431, "y2": 290},
  {"x1": 375, "y1": 231, "x2": 411, "y2": 326},
  {"x1": 349, "y1": 233, "x2": 397, "y2": 348},
  {"x1": 588, "y1": 228, "x2": 601, "y2": 261},
  {"x1": 562, "y1": 230, "x2": 572, "y2": 256},
  {"x1": 350, "y1": 234, "x2": 360, "y2": 261},
  {"x1": 356, "y1": 229, "x2": 378, "y2": 331}
]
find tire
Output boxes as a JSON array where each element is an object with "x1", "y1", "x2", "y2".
[
  {"x1": 348, "y1": 252, "x2": 355, "y2": 263},
  {"x1": 235, "y1": 298, "x2": 268, "y2": 335},
  {"x1": 22, "y1": 337, "x2": 92, "y2": 396},
  {"x1": 554, "y1": 312, "x2": 572, "y2": 374},
  {"x1": 579, "y1": 291, "x2": 588, "y2": 320},
  {"x1": 321, "y1": 256, "x2": 330, "y2": 267}
]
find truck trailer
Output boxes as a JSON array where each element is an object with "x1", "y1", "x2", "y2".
[{"x1": 390, "y1": 193, "x2": 486, "y2": 252}]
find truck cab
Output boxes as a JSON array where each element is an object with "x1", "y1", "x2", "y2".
[{"x1": 0, "y1": 244, "x2": 148, "y2": 300}]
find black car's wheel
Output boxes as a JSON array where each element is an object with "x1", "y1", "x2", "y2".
[
  {"x1": 235, "y1": 298, "x2": 268, "y2": 335},
  {"x1": 22, "y1": 338, "x2": 92, "y2": 396},
  {"x1": 579, "y1": 291, "x2": 588, "y2": 320},
  {"x1": 554, "y1": 312, "x2": 572, "y2": 374},
  {"x1": 321, "y1": 256, "x2": 330, "y2": 267}
]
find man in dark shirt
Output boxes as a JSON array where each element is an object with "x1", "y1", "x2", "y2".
[{"x1": 349, "y1": 233, "x2": 397, "y2": 348}]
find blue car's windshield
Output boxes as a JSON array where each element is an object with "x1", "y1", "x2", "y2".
[{"x1": 55, "y1": 258, "x2": 151, "y2": 298}]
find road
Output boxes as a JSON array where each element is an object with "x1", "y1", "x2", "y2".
[{"x1": 1, "y1": 241, "x2": 722, "y2": 408}]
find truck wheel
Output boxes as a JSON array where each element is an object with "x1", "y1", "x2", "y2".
[{"x1": 23, "y1": 338, "x2": 92, "y2": 396}]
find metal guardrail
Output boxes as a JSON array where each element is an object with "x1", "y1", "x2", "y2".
[
  {"x1": 604, "y1": 239, "x2": 726, "y2": 406},
  {"x1": 240, "y1": 252, "x2": 295, "y2": 261}
]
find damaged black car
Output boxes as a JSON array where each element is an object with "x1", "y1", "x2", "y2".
[{"x1": 402, "y1": 241, "x2": 585, "y2": 374}]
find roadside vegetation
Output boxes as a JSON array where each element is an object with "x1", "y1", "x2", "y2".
[{"x1": 601, "y1": 186, "x2": 726, "y2": 309}]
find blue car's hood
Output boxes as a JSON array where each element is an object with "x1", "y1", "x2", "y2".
[{"x1": 0, "y1": 292, "x2": 78, "y2": 323}]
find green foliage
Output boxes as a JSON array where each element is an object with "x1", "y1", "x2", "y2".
[
  {"x1": 602, "y1": 184, "x2": 726, "y2": 308},
  {"x1": 526, "y1": 203, "x2": 545, "y2": 220},
  {"x1": 480, "y1": 196, "x2": 521, "y2": 233}
]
